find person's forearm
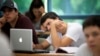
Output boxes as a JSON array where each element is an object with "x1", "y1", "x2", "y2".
[
  {"x1": 0, "y1": 17, "x2": 6, "y2": 28},
  {"x1": 51, "y1": 24, "x2": 61, "y2": 49},
  {"x1": 34, "y1": 44, "x2": 45, "y2": 49}
]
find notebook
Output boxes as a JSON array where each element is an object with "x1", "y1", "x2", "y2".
[
  {"x1": 56, "y1": 47, "x2": 78, "y2": 53},
  {"x1": 10, "y1": 29, "x2": 49, "y2": 53}
]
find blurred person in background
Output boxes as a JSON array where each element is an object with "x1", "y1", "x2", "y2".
[
  {"x1": 0, "y1": 0, "x2": 13, "y2": 52},
  {"x1": 75, "y1": 15, "x2": 100, "y2": 56},
  {"x1": 0, "y1": 32, "x2": 13, "y2": 56},
  {"x1": 25, "y1": 0, "x2": 45, "y2": 30}
]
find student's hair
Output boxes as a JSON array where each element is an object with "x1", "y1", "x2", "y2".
[
  {"x1": 29, "y1": 0, "x2": 44, "y2": 20},
  {"x1": 83, "y1": 15, "x2": 100, "y2": 30},
  {"x1": 40, "y1": 12, "x2": 62, "y2": 25}
]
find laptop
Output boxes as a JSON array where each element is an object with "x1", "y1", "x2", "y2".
[{"x1": 10, "y1": 29, "x2": 49, "y2": 53}]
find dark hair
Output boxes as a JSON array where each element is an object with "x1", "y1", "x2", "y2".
[
  {"x1": 29, "y1": 0, "x2": 44, "y2": 21},
  {"x1": 83, "y1": 15, "x2": 100, "y2": 30},
  {"x1": 40, "y1": 12, "x2": 62, "y2": 25}
]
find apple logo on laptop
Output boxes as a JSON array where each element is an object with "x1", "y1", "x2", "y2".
[{"x1": 19, "y1": 37, "x2": 23, "y2": 43}]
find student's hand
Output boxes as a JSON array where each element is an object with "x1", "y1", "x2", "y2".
[
  {"x1": 38, "y1": 6, "x2": 45, "y2": 17},
  {"x1": 0, "y1": 17, "x2": 6, "y2": 28},
  {"x1": 39, "y1": 6, "x2": 45, "y2": 14},
  {"x1": 51, "y1": 19, "x2": 63, "y2": 27},
  {"x1": 33, "y1": 43, "x2": 36, "y2": 49},
  {"x1": 41, "y1": 25, "x2": 47, "y2": 31},
  {"x1": 51, "y1": 19, "x2": 65, "y2": 32}
]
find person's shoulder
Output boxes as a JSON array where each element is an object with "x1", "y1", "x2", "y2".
[
  {"x1": 68, "y1": 23, "x2": 82, "y2": 28},
  {"x1": 67, "y1": 22, "x2": 82, "y2": 32},
  {"x1": 19, "y1": 13, "x2": 28, "y2": 19},
  {"x1": 79, "y1": 43, "x2": 88, "y2": 50},
  {"x1": 18, "y1": 13, "x2": 31, "y2": 22},
  {"x1": 75, "y1": 43, "x2": 92, "y2": 56},
  {"x1": 77, "y1": 43, "x2": 89, "y2": 52},
  {"x1": 16, "y1": 13, "x2": 35, "y2": 29},
  {"x1": 0, "y1": 32, "x2": 13, "y2": 56},
  {"x1": 0, "y1": 32, "x2": 8, "y2": 42}
]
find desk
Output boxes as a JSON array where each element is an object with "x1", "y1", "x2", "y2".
[
  {"x1": 36, "y1": 32, "x2": 50, "y2": 35},
  {"x1": 36, "y1": 31, "x2": 50, "y2": 38},
  {"x1": 15, "y1": 53, "x2": 74, "y2": 56}
]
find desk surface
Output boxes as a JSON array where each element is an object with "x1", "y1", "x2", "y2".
[
  {"x1": 36, "y1": 32, "x2": 50, "y2": 35},
  {"x1": 15, "y1": 53, "x2": 74, "y2": 56}
]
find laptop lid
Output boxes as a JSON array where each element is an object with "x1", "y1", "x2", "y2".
[{"x1": 10, "y1": 29, "x2": 33, "y2": 52}]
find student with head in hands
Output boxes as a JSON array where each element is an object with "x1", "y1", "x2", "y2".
[{"x1": 33, "y1": 12, "x2": 85, "y2": 50}]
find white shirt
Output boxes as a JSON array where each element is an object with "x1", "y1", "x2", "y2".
[
  {"x1": 75, "y1": 43, "x2": 93, "y2": 56},
  {"x1": 46, "y1": 23, "x2": 85, "y2": 47},
  {"x1": 0, "y1": 32, "x2": 13, "y2": 56}
]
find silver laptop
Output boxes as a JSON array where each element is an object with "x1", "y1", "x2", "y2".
[{"x1": 10, "y1": 29, "x2": 49, "y2": 53}]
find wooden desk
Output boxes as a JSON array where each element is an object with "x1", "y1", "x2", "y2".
[
  {"x1": 36, "y1": 32, "x2": 50, "y2": 35},
  {"x1": 15, "y1": 53, "x2": 74, "y2": 56},
  {"x1": 36, "y1": 32, "x2": 50, "y2": 38}
]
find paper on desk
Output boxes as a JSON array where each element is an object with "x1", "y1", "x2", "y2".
[{"x1": 56, "y1": 47, "x2": 78, "y2": 53}]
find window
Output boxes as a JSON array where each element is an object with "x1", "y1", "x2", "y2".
[
  {"x1": 14, "y1": 0, "x2": 47, "y2": 13},
  {"x1": 14, "y1": 0, "x2": 32, "y2": 13},
  {"x1": 47, "y1": 0, "x2": 100, "y2": 23}
]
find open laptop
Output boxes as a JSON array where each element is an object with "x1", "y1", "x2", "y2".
[{"x1": 10, "y1": 29, "x2": 49, "y2": 53}]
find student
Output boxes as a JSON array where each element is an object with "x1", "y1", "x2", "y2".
[
  {"x1": 33, "y1": 12, "x2": 85, "y2": 49},
  {"x1": 0, "y1": 0, "x2": 38, "y2": 44},
  {"x1": 25, "y1": 0, "x2": 45, "y2": 30},
  {"x1": 75, "y1": 15, "x2": 100, "y2": 56}
]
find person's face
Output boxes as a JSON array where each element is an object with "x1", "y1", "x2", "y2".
[
  {"x1": 41, "y1": 18, "x2": 65, "y2": 32},
  {"x1": 84, "y1": 26, "x2": 100, "y2": 51},
  {"x1": 41, "y1": 18, "x2": 54, "y2": 31},
  {"x1": 3, "y1": 8, "x2": 18, "y2": 23},
  {"x1": 32, "y1": 6, "x2": 44, "y2": 18}
]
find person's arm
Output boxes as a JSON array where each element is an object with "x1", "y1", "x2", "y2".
[
  {"x1": 50, "y1": 21, "x2": 82, "y2": 49},
  {"x1": 50, "y1": 22, "x2": 73, "y2": 49},
  {"x1": 33, "y1": 40, "x2": 50, "y2": 49},
  {"x1": 39, "y1": 6, "x2": 45, "y2": 14},
  {"x1": 0, "y1": 16, "x2": 6, "y2": 28}
]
